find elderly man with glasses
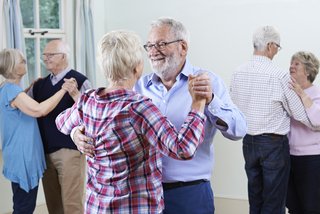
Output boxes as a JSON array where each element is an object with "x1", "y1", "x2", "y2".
[
  {"x1": 230, "y1": 26, "x2": 320, "y2": 214},
  {"x1": 72, "y1": 17, "x2": 247, "y2": 214},
  {"x1": 28, "y1": 39, "x2": 91, "y2": 214}
]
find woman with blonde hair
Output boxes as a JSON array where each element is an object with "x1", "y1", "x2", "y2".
[{"x1": 0, "y1": 49, "x2": 70, "y2": 213}]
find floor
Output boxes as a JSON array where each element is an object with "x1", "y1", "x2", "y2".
[
  {"x1": 9, "y1": 198, "x2": 289, "y2": 214},
  {"x1": 33, "y1": 204, "x2": 48, "y2": 214}
]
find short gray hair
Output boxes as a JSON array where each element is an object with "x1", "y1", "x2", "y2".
[
  {"x1": 0, "y1": 49, "x2": 24, "y2": 79},
  {"x1": 50, "y1": 39, "x2": 71, "y2": 62},
  {"x1": 97, "y1": 30, "x2": 143, "y2": 82},
  {"x1": 291, "y1": 51, "x2": 319, "y2": 83},
  {"x1": 151, "y1": 17, "x2": 190, "y2": 44},
  {"x1": 253, "y1": 26, "x2": 280, "y2": 51}
]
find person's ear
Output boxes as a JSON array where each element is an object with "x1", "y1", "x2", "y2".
[
  {"x1": 265, "y1": 43, "x2": 274, "y2": 58},
  {"x1": 133, "y1": 62, "x2": 143, "y2": 79},
  {"x1": 180, "y1": 40, "x2": 188, "y2": 56},
  {"x1": 133, "y1": 66, "x2": 139, "y2": 79},
  {"x1": 266, "y1": 43, "x2": 271, "y2": 51}
]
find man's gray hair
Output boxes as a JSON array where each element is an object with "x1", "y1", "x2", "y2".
[
  {"x1": 151, "y1": 17, "x2": 190, "y2": 44},
  {"x1": 56, "y1": 39, "x2": 71, "y2": 61},
  {"x1": 253, "y1": 26, "x2": 280, "y2": 51}
]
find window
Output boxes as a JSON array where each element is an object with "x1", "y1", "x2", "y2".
[{"x1": 20, "y1": 0, "x2": 65, "y2": 83}]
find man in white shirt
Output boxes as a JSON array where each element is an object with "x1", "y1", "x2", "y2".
[
  {"x1": 230, "y1": 26, "x2": 319, "y2": 214},
  {"x1": 30, "y1": 40, "x2": 91, "y2": 214}
]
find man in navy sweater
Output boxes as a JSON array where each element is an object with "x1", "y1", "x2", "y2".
[{"x1": 30, "y1": 39, "x2": 91, "y2": 214}]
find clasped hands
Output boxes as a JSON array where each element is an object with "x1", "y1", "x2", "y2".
[
  {"x1": 188, "y1": 72, "x2": 213, "y2": 105},
  {"x1": 62, "y1": 78, "x2": 80, "y2": 100}
]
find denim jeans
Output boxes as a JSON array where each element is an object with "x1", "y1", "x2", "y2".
[
  {"x1": 11, "y1": 182, "x2": 38, "y2": 214},
  {"x1": 243, "y1": 134, "x2": 290, "y2": 214},
  {"x1": 163, "y1": 181, "x2": 214, "y2": 214},
  {"x1": 286, "y1": 154, "x2": 320, "y2": 214}
]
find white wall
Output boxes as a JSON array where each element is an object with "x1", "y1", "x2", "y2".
[{"x1": 94, "y1": 0, "x2": 320, "y2": 85}]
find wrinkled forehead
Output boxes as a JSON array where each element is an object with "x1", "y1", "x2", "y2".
[
  {"x1": 290, "y1": 57, "x2": 302, "y2": 64},
  {"x1": 44, "y1": 41, "x2": 62, "y2": 53},
  {"x1": 148, "y1": 25, "x2": 174, "y2": 42}
]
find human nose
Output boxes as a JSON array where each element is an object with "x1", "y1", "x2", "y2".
[
  {"x1": 289, "y1": 63, "x2": 295, "y2": 69},
  {"x1": 42, "y1": 57, "x2": 48, "y2": 62}
]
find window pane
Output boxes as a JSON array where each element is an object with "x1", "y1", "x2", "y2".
[
  {"x1": 25, "y1": 38, "x2": 36, "y2": 82},
  {"x1": 40, "y1": 0, "x2": 60, "y2": 29},
  {"x1": 20, "y1": 0, "x2": 35, "y2": 28}
]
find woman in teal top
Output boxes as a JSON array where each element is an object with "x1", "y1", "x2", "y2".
[{"x1": 0, "y1": 49, "x2": 72, "y2": 213}]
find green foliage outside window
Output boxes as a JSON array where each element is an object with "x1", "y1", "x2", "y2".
[
  {"x1": 20, "y1": 0, "x2": 60, "y2": 29},
  {"x1": 40, "y1": 0, "x2": 60, "y2": 29},
  {"x1": 20, "y1": 0, "x2": 34, "y2": 28}
]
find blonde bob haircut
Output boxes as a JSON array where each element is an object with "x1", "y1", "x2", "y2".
[
  {"x1": 0, "y1": 48, "x2": 24, "y2": 79},
  {"x1": 97, "y1": 30, "x2": 143, "y2": 82}
]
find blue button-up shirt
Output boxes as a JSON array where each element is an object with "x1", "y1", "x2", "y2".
[{"x1": 135, "y1": 59, "x2": 247, "y2": 182}]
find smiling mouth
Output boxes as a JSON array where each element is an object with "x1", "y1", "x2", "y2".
[{"x1": 151, "y1": 57, "x2": 165, "y2": 62}]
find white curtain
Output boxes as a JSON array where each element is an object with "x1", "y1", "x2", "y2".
[
  {"x1": 75, "y1": 0, "x2": 96, "y2": 86},
  {"x1": 1, "y1": 0, "x2": 26, "y2": 148},
  {"x1": 0, "y1": 0, "x2": 6, "y2": 83},
  {"x1": 0, "y1": 0, "x2": 6, "y2": 51},
  {"x1": 2, "y1": 0, "x2": 28, "y2": 86},
  {"x1": 0, "y1": 1, "x2": 3, "y2": 149}
]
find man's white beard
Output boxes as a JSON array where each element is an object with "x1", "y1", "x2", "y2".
[{"x1": 150, "y1": 54, "x2": 180, "y2": 80}]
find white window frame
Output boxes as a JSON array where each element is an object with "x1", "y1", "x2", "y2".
[{"x1": 22, "y1": 0, "x2": 66, "y2": 81}]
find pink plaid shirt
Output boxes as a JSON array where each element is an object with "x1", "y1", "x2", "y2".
[{"x1": 55, "y1": 88, "x2": 205, "y2": 214}]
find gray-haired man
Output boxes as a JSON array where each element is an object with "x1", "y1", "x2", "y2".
[{"x1": 230, "y1": 26, "x2": 319, "y2": 214}]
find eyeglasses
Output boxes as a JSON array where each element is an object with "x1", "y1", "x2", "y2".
[
  {"x1": 143, "y1": 39, "x2": 182, "y2": 51},
  {"x1": 42, "y1": 53, "x2": 64, "y2": 59},
  {"x1": 273, "y1": 43, "x2": 282, "y2": 51}
]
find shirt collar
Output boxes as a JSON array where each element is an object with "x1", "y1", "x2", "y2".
[{"x1": 50, "y1": 67, "x2": 71, "y2": 82}]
